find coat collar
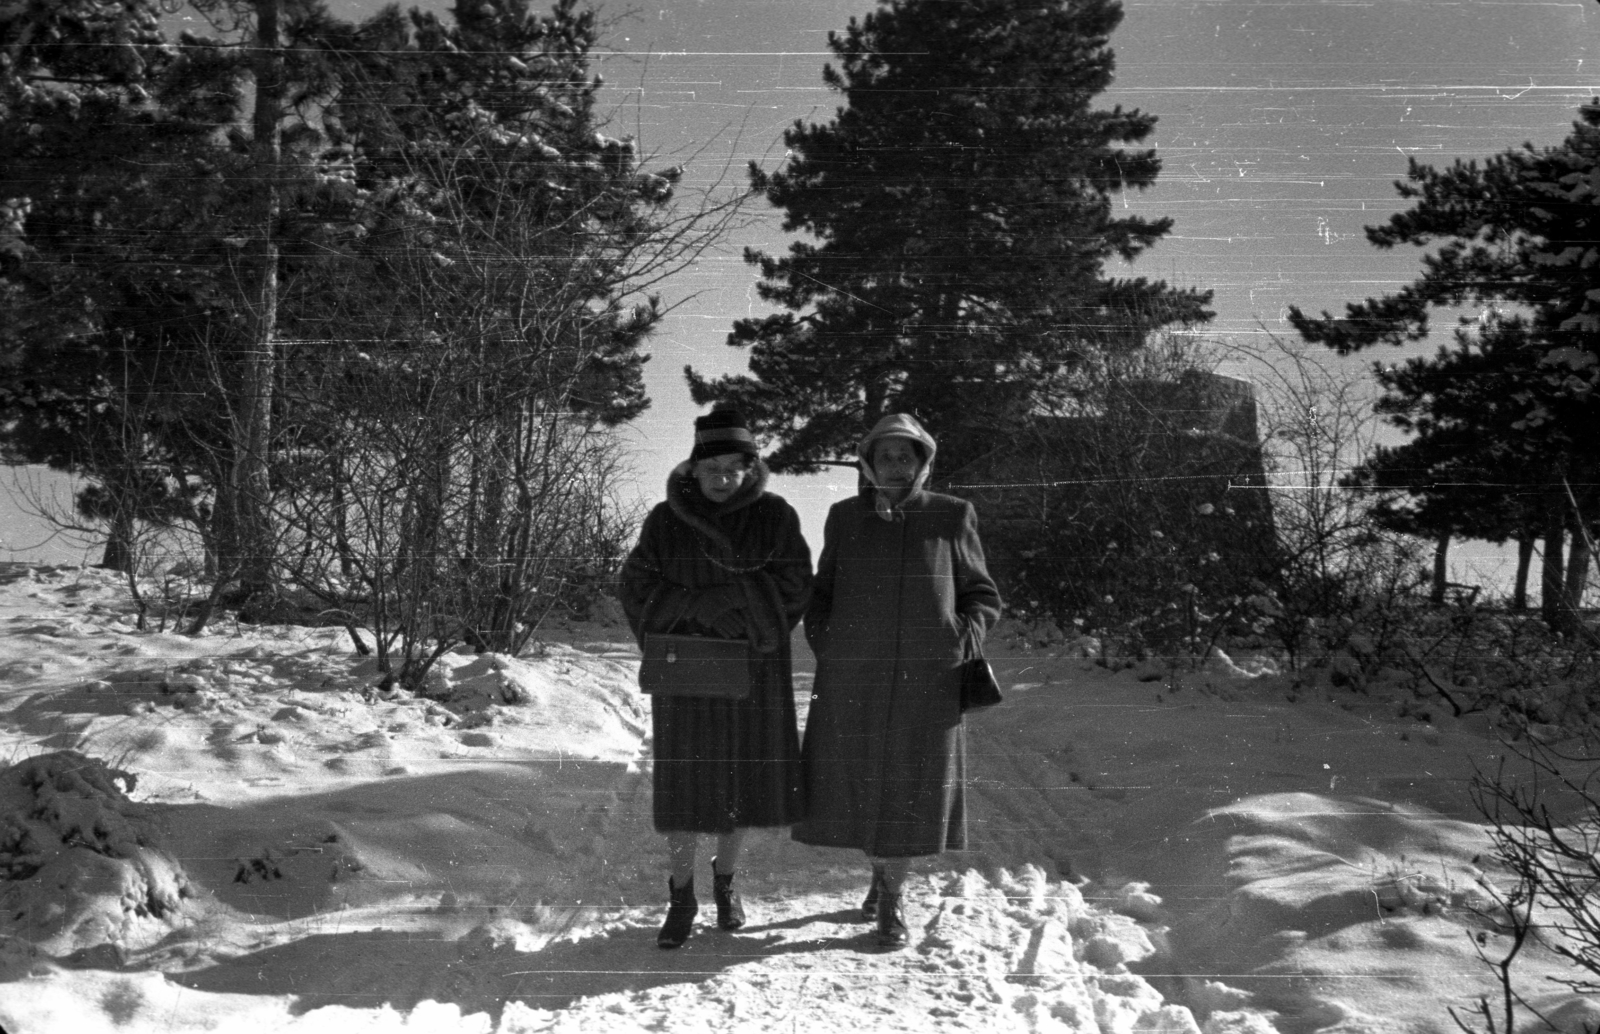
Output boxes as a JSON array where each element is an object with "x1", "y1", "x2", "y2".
[
  {"x1": 856, "y1": 479, "x2": 928, "y2": 520},
  {"x1": 666, "y1": 457, "x2": 771, "y2": 553}
]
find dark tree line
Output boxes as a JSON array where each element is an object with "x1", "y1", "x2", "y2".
[
  {"x1": 12, "y1": 0, "x2": 1590, "y2": 653},
  {"x1": 6, "y1": 0, "x2": 1223, "y2": 642}
]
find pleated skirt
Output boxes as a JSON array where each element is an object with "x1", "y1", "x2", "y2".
[{"x1": 649, "y1": 656, "x2": 805, "y2": 834}]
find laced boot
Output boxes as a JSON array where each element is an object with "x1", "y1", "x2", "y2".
[
  {"x1": 710, "y1": 857, "x2": 746, "y2": 931},
  {"x1": 876, "y1": 885, "x2": 909, "y2": 949},
  {"x1": 656, "y1": 876, "x2": 698, "y2": 949},
  {"x1": 861, "y1": 865, "x2": 885, "y2": 922}
]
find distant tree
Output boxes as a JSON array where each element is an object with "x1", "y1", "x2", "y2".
[
  {"x1": 183, "y1": 0, "x2": 286, "y2": 602},
  {"x1": 261, "y1": 0, "x2": 722, "y2": 677},
  {"x1": 0, "y1": 0, "x2": 234, "y2": 571},
  {"x1": 0, "y1": 0, "x2": 372, "y2": 583},
  {"x1": 1291, "y1": 104, "x2": 1600, "y2": 629},
  {"x1": 3, "y1": 0, "x2": 713, "y2": 619},
  {"x1": 1351, "y1": 447, "x2": 1531, "y2": 608},
  {"x1": 688, "y1": 0, "x2": 1210, "y2": 474},
  {"x1": 285, "y1": 0, "x2": 672, "y2": 427},
  {"x1": 1343, "y1": 318, "x2": 1558, "y2": 609}
]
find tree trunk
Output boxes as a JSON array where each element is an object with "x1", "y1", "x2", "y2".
[
  {"x1": 1430, "y1": 530, "x2": 1450, "y2": 605},
  {"x1": 1541, "y1": 490, "x2": 1568, "y2": 629},
  {"x1": 1513, "y1": 535, "x2": 1534, "y2": 611},
  {"x1": 99, "y1": 508, "x2": 136, "y2": 574},
  {"x1": 330, "y1": 451, "x2": 356, "y2": 578},
  {"x1": 226, "y1": 0, "x2": 283, "y2": 603},
  {"x1": 1564, "y1": 528, "x2": 1592, "y2": 620}
]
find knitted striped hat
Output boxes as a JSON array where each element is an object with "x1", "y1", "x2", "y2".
[{"x1": 690, "y1": 403, "x2": 758, "y2": 461}]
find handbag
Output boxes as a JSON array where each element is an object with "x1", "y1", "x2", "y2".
[
  {"x1": 639, "y1": 633, "x2": 751, "y2": 700},
  {"x1": 959, "y1": 628, "x2": 1003, "y2": 713}
]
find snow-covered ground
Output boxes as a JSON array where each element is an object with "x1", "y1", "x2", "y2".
[{"x1": 0, "y1": 563, "x2": 1594, "y2": 1033}]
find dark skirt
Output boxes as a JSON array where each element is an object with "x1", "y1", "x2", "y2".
[{"x1": 650, "y1": 659, "x2": 804, "y2": 833}]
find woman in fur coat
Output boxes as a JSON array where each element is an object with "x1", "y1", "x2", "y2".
[
  {"x1": 619, "y1": 404, "x2": 812, "y2": 949},
  {"x1": 793, "y1": 413, "x2": 1002, "y2": 948}
]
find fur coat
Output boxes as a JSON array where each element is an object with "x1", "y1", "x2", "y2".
[{"x1": 619, "y1": 460, "x2": 812, "y2": 833}]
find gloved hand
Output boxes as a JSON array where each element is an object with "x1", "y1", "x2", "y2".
[
  {"x1": 954, "y1": 612, "x2": 983, "y2": 654},
  {"x1": 685, "y1": 584, "x2": 743, "y2": 631},
  {"x1": 705, "y1": 608, "x2": 747, "y2": 639}
]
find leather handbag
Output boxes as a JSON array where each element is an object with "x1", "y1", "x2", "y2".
[
  {"x1": 639, "y1": 633, "x2": 751, "y2": 700},
  {"x1": 959, "y1": 629, "x2": 1003, "y2": 713}
]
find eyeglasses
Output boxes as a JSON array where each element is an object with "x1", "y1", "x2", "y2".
[{"x1": 695, "y1": 463, "x2": 749, "y2": 484}]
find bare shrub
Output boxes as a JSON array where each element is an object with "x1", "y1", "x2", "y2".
[
  {"x1": 1452, "y1": 736, "x2": 1600, "y2": 1034},
  {"x1": 1399, "y1": 605, "x2": 1600, "y2": 726},
  {"x1": 274, "y1": 289, "x2": 645, "y2": 690},
  {"x1": 264, "y1": 116, "x2": 721, "y2": 686},
  {"x1": 1226, "y1": 333, "x2": 1433, "y2": 676}
]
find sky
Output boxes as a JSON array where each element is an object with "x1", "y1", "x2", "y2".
[{"x1": 7, "y1": 0, "x2": 1599, "y2": 591}]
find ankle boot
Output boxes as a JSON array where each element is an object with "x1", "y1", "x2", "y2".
[
  {"x1": 861, "y1": 865, "x2": 885, "y2": 922},
  {"x1": 710, "y1": 858, "x2": 746, "y2": 931},
  {"x1": 876, "y1": 886, "x2": 909, "y2": 948},
  {"x1": 657, "y1": 876, "x2": 698, "y2": 949}
]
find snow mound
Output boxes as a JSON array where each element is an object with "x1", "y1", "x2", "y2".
[
  {"x1": 1167, "y1": 792, "x2": 1515, "y2": 1031},
  {"x1": 422, "y1": 647, "x2": 649, "y2": 763},
  {"x1": 1202, "y1": 793, "x2": 1495, "y2": 929},
  {"x1": 425, "y1": 652, "x2": 560, "y2": 709},
  {"x1": 200, "y1": 817, "x2": 386, "y2": 920},
  {"x1": 0, "y1": 751, "x2": 198, "y2": 954},
  {"x1": 1540, "y1": 997, "x2": 1600, "y2": 1034}
]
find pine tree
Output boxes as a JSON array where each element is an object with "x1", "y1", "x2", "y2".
[
  {"x1": 1349, "y1": 317, "x2": 1591, "y2": 614},
  {"x1": 1291, "y1": 105, "x2": 1600, "y2": 627},
  {"x1": 0, "y1": 0, "x2": 226, "y2": 571},
  {"x1": 291, "y1": 0, "x2": 671, "y2": 426},
  {"x1": 2, "y1": 0, "x2": 704, "y2": 609},
  {"x1": 687, "y1": 0, "x2": 1210, "y2": 473},
  {"x1": 1349, "y1": 319, "x2": 1548, "y2": 545},
  {"x1": 270, "y1": 0, "x2": 698, "y2": 665}
]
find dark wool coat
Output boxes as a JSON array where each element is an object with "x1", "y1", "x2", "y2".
[
  {"x1": 619, "y1": 461, "x2": 812, "y2": 834},
  {"x1": 793, "y1": 486, "x2": 1002, "y2": 858}
]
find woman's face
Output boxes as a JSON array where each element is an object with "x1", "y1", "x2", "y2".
[
  {"x1": 694, "y1": 454, "x2": 751, "y2": 504},
  {"x1": 872, "y1": 437, "x2": 921, "y2": 494}
]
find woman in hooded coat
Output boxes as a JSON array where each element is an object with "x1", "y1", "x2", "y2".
[
  {"x1": 793, "y1": 413, "x2": 1002, "y2": 948},
  {"x1": 619, "y1": 404, "x2": 812, "y2": 949}
]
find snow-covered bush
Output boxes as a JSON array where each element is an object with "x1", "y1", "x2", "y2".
[
  {"x1": 0, "y1": 751, "x2": 196, "y2": 954},
  {"x1": 1397, "y1": 604, "x2": 1600, "y2": 730}
]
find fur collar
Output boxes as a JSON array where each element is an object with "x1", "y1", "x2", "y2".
[{"x1": 665, "y1": 458, "x2": 771, "y2": 556}]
